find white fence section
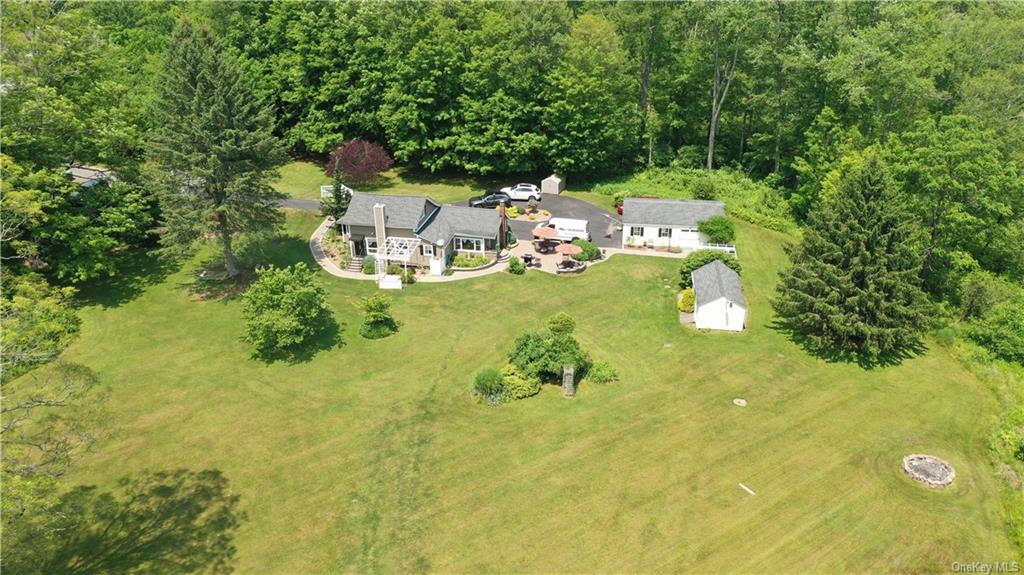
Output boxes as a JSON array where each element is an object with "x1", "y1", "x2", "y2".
[{"x1": 701, "y1": 243, "x2": 738, "y2": 257}]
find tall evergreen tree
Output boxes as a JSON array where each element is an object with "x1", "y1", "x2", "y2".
[
  {"x1": 774, "y1": 150, "x2": 927, "y2": 363},
  {"x1": 320, "y1": 167, "x2": 351, "y2": 221},
  {"x1": 148, "y1": 19, "x2": 286, "y2": 277}
]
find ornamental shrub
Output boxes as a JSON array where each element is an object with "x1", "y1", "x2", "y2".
[
  {"x1": 698, "y1": 216, "x2": 735, "y2": 244},
  {"x1": 452, "y1": 254, "x2": 491, "y2": 268},
  {"x1": 678, "y1": 288, "x2": 695, "y2": 313},
  {"x1": 508, "y1": 255, "x2": 525, "y2": 275},
  {"x1": 585, "y1": 361, "x2": 618, "y2": 384},
  {"x1": 361, "y1": 255, "x2": 376, "y2": 275},
  {"x1": 472, "y1": 367, "x2": 507, "y2": 405},
  {"x1": 508, "y1": 330, "x2": 588, "y2": 382},
  {"x1": 546, "y1": 312, "x2": 576, "y2": 335},
  {"x1": 679, "y1": 250, "x2": 741, "y2": 289},
  {"x1": 501, "y1": 363, "x2": 541, "y2": 399},
  {"x1": 506, "y1": 206, "x2": 520, "y2": 218},
  {"x1": 357, "y1": 293, "x2": 398, "y2": 339},
  {"x1": 571, "y1": 239, "x2": 601, "y2": 261},
  {"x1": 242, "y1": 263, "x2": 332, "y2": 356},
  {"x1": 400, "y1": 268, "x2": 416, "y2": 285}
]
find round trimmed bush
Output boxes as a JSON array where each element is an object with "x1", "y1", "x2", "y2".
[
  {"x1": 501, "y1": 364, "x2": 541, "y2": 399},
  {"x1": 546, "y1": 312, "x2": 576, "y2": 335},
  {"x1": 678, "y1": 288, "x2": 695, "y2": 313}
]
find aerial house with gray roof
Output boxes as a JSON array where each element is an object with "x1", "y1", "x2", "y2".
[
  {"x1": 621, "y1": 198, "x2": 733, "y2": 253},
  {"x1": 335, "y1": 192, "x2": 504, "y2": 277}
]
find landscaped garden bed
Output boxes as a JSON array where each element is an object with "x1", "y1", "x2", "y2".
[
  {"x1": 451, "y1": 254, "x2": 495, "y2": 270},
  {"x1": 320, "y1": 227, "x2": 351, "y2": 269},
  {"x1": 505, "y1": 204, "x2": 552, "y2": 223}
]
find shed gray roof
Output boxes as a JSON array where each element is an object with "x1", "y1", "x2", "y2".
[
  {"x1": 622, "y1": 198, "x2": 725, "y2": 227},
  {"x1": 336, "y1": 192, "x2": 439, "y2": 230},
  {"x1": 692, "y1": 260, "x2": 746, "y2": 308},
  {"x1": 416, "y1": 205, "x2": 501, "y2": 245}
]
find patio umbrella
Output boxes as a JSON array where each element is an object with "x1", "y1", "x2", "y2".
[
  {"x1": 555, "y1": 243, "x2": 583, "y2": 257},
  {"x1": 532, "y1": 226, "x2": 558, "y2": 239}
]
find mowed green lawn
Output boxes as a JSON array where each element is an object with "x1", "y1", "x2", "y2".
[
  {"x1": 273, "y1": 161, "x2": 506, "y2": 204},
  {"x1": 273, "y1": 160, "x2": 618, "y2": 209},
  {"x1": 60, "y1": 209, "x2": 1015, "y2": 573}
]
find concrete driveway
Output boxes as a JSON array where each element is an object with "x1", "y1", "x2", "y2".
[{"x1": 455, "y1": 194, "x2": 622, "y2": 248}]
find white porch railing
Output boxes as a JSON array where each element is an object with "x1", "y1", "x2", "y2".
[{"x1": 701, "y1": 243, "x2": 738, "y2": 257}]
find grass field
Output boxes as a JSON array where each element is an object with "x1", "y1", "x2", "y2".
[
  {"x1": 273, "y1": 160, "x2": 618, "y2": 209},
  {"x1": 58, "y1": 208, "x2": 1016, "y2": 573},
  {"x1": 273, "y1": 161, "x2": 506, "y2": 203}
]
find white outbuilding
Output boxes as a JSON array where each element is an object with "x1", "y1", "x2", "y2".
[
  {"x1": 621, "y1": 198, "x2": 730, "y2": 251},
  {"x1": 692, "y1": 260, "x2": 746, "y2": 331},
  {"x1": 542, "y1": 174, "x2": 564, "y2": 195}
]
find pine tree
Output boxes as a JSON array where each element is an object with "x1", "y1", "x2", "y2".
[
  {"x1": 148, "y1": 19, "x2": 286, "y2": 277},
  {"x1": 320, "y1": 166, "x2": 351, "y2": 221},
  {"x1": 774, "y1": 150, "x2": 927, "y2": 363}
]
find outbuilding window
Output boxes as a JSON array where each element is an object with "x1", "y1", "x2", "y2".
[
  {"x1": 659, "y1": 228, "x2": 672, "y2": 238},
  {"x1": 630, "y1": 226, "x2": 644, "y2": 237},
  {"x1": 421, "y1": 244, "x2": 434, "y2": 257}
]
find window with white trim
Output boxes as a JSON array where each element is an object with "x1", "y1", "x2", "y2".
[
  {"x1": 658, "y1": 227, "x2": 672, "y2": 238},
  {"x1": 454, "y1": 237, "x2": 483, "y2": 252},
  {"x1": 421, "y1": 244, "x2": 434, "y2": 257},
  {"x1": 365, "y1": 238, "x2": 379, "y2": 254},
  {"x1": 630, "y1": 226, "x2": 644, "y2": 237}
]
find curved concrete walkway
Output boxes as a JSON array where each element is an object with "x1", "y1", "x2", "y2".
[{"x1": 309, "y1": 217, "x2": 509, "y2": 283}]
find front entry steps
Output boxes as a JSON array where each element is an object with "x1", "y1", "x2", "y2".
[{"x1": 346, "y1": 257, "x2": 364, "y2": 273}]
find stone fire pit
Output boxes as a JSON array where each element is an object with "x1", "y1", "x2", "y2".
[{"x1": 902, "y1": 454, "x2": 955, "y2": 488}]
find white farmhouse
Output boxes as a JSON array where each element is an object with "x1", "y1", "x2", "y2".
[
  {"x1": 621, "y1": 198, "x2": 728, "y2": 251},
  {"x1": 692, "y1": 260, "x2": 746, "y2": 332}
]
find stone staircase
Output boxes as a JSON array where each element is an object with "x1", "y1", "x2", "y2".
[{"x1": 346, "y1": 256, "x2": 364, "y2": 273}]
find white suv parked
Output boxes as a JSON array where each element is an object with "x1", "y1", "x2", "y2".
[{"x1": 500, "y1": 183, "x2": 541, "y2": 201}]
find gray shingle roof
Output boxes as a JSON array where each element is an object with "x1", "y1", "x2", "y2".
[
  {"x1": 622, "y1": 198, "x2": 725, "y2": 227},
  {"x1": 336, "y1": 192, "x2": 439, "y2": 230},
  {"x1": 416, "y1": 205, "x2": 501, "y2": 245},
  {"x1": 692, "y1": 260, "x2": 746, "y2": 308}
]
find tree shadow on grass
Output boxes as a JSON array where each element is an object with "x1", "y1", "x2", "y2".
[
  {"x1": 180, "y1": 235, "x2": 313, "y2": 303},
  {"x1": 75, "y1": 250, "x2": 178, "y2": 309},
  {"x1": 252, "y1": 315, "x2": 346, "y2": 365},
  {"x1": 39, "y1": 469, "x2": 244, "y2": 575},
  {"x1": 769, "y1": 317, "x2": 926, "y2": 369},
  {"x1": 239, "y1": 235, "x2": 314, "y2": 269}
]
